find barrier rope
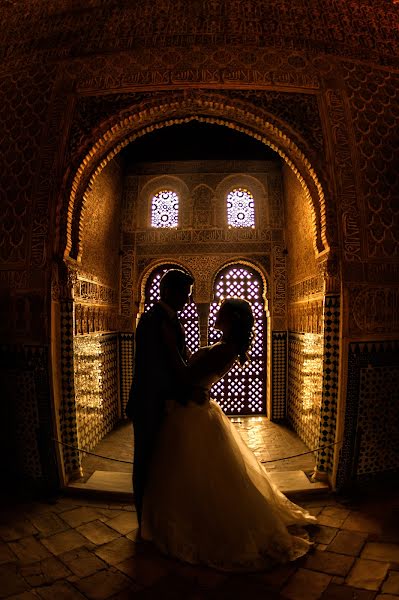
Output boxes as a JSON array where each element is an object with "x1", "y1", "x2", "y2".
[{"x1": 52, "y1": 437, "x2": 342, "y2": 466}]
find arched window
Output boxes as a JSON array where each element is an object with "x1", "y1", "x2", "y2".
[
  {"x1": 226, "y1": 187, "x2": 255, "y2": 228},
  {"x1": 151, "y1": 189, "x2": 179, "y2": 228},
  {"x1": 144, "y1": 264, "x2": 200, "y2": 354},
  {"x1": 208, "y1": 264, "x2": 266, "y2": 415}
]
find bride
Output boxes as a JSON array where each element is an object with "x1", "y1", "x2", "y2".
[{"x1": 141, "y1": 298, "x2": 317, "y2": 572}]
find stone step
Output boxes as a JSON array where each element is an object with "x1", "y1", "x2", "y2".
[{"x1": 67, "y1": 469, "x2": 329, "y2": 502}]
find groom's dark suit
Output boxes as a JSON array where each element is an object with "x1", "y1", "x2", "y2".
[{"x1": 126, "y1": 301, "x2": 188, "y2": 524}]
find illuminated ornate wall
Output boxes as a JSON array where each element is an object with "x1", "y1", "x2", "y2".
[
  {"x1": 79, "y1": 159, "x2": 122, "y2": 289},
  {"x1": 72, "y1": 160, "x2": 123, "y2": 459},
  {"x1": 1, "y1": 0, "x2": 398, "y2": 489},
  {"x1": 284, "y1": 166, "x2": 324, "y2": 450}
]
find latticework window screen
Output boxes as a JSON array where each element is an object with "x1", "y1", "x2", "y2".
[
  {"x1": 151, "y1": 190, "x2": 179, "y2": 228},
  {"x1": 143, "y1": 265, "x2": 200, "y2": 354},
  {"x1": 208, "y1": 265, "x2": 266, "y2": 415},
  {"x1": 226, "y1": 188, "x2": 255, "y2": 228}
]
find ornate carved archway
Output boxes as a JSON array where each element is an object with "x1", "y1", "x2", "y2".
[
  {"x1": 58, "y1": 91, "x2": 332, "y2": 264},
  {"x1": 54, "y1": 90, "x2": 340, "y2": 484}
]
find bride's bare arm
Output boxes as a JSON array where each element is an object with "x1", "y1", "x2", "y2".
[
  {"x1": 161, "y1": 320, "x2": 238, "y2": 395},
  {"x1": 187, "y1": 342, "x2": 238, "y2": 383}
]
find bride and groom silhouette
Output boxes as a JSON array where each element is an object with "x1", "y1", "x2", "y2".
[{"x1": 126, "y1": 268, "x2": 316, "y2": 571}]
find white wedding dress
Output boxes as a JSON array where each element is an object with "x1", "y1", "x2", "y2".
[{"x1": 141, "y1": 342, "x2": 317, "y2": 572}]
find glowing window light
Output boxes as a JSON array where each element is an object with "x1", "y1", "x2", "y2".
[
  {"x1": 151, "y1": 189, "x2": 179, "y2": 228},
  {"x1": 226, "y1": 188, "x2": 255, "y2": 228}
]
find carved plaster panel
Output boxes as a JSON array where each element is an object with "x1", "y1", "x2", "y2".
[
  {"x1": 2, "y1": 2, "x2": 398, "y2": 68},
  {"x1": 349, "y1": 286, "x2": 399, "y2": 335}
]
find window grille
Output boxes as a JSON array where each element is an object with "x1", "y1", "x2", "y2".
[
  {"x1": 208, "y1": 265, "x2": 266, "y2": 415},
  {"x1": 226, "y1": 187, "x2": 255, "y2": 228},
  {"x1": 151, "y1": 190, "x2": 179, "y2": 228}
]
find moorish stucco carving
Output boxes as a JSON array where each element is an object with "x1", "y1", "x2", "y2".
[
  {"x1": 62, "y1": 92, "x2": 328, "y2": 264},
  {"x1": 349, "y1": 286, "x2": 399, "y2": 335}
]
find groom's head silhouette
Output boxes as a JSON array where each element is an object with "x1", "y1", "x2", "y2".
[{"x1": 160, "y1": 269, "x2": 194, "y2": 312}]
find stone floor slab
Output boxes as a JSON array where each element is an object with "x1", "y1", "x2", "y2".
[
  {"x1": 342, "y1": 513, "x2": 383, "y2": 535},
  {"x1": 328, "y1": 530, "x2": 367, "y2": 556},
  {"x1": 0, "y1": 540, "x2": 17, "y2": 565},
  {"x1": 19, "y1": 556, "x2": 71, "y2": 587},
  {"x1": 60, "y1": 547, "x2": 107, "y2": 578},
  {"x1": 382, "y1": 571, "x2": 399, "y2": 594},
  {"x1": 115, "y1": 555, "x2": 169, "y2": 588},
  {"x1": 320, "y1": 582, "x2": 376, "y2": 599},
  {"x1": 361, "y1": 542, "x2": 399, "y2": 563},
  {"x1": 94, "y1": 537, "x2": 137, "y2": 566},
  {"x1": 0, "y1": 519, "x2": 38, "y2": 543},
  {"x1": 59, "y1": 507, "x2": 104, "y2": 528},
  {"x1": 41, "y1": 529, "x2": 87, "y2": 556},
  {"x1": 105, "y1": 511, "x2": 139, "y2": 535},
  {"x1": 281, "y1": 568, "x2": 331, "y2": 600},
  {"x1": 313, "y1": 525, "x2": 338, "y2": 545},
  {"x1": 303, "y1": 550, "x2": 355, "y2": 576},
  {"x1": 27, "y1": 512, "x2": 70, "y2": 537},
  {"x1": 317, "y1": 507, "x2": 351, "y2": 529},
  {"x1": 74, "y1": 569, "x2": 132, "y2": 600},
  {"x1": 254, "y1": 563, "x2": 296, "y2": 590},
  {"x1": 35, "y1": 580, "x2": 86, "y2": 599},
  {"x1": 8, "y1": 536, "x2": 51, "y2": 564},
  {"x1": 0, "y1": 564, "x2": 30, "y2": 598},
  {"x1": 172, "y1": 562, "x2": 228, "y2": 590},
  {"x1": 77, "y1": 520, "x2": 120, "y2": 545},
  {"x1": 7, "y1": 592, "x2": 40, "y2": 600},
  {"x1": 346, "y1": 558, "x2": 389, "y2": 590}
]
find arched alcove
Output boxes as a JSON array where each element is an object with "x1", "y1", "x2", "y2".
[{"x1": 54, "y1": 102, "x2": 339, "y2": 488}]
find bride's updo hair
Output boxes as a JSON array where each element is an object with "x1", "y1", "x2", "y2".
[{"x1": 218, "y1": 298, "x2": 255, "y2": 366}]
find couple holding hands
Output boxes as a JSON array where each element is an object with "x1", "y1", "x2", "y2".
[{"x1": 126, "y1": 269, "x2": 316, "y2": 572}]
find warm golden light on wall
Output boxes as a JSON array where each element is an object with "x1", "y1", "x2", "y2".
[
  {"x1": 301, "y1": 334, "x2": 323, "y2": 414},
  {"x1": 74, "y1": 334, "x2": 104, "y2": 411}
]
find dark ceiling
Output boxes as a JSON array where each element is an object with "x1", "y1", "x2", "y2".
[{"x1": 120, "y1": 121, "x2": 280, "y2": 164}]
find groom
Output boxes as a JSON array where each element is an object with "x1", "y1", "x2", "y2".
[{"x1": 126, "y1": 269, "x2": 194, "y2": 528}]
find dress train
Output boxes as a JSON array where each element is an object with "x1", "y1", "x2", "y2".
[{"x1": 142, "y1": 398, "x2": 317, "y2": 572}]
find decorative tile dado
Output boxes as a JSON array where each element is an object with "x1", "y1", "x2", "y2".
[
  {"x1": 119, "y1": 333, "x2": 134, "y2": 419},
  {"x1": 316, "y1": 294, "x2": 340, "y2": 474},
  {"x1": 59, "y1": 300, "x2": 81, "y2": 477},
  {"x1": 0, "y1": 344, "x2": 57, "y2": 486},
  {"x1": 271, "y1": 332, "x2": 287, "y2": 421},
  {"x1": 74, "y1": 333, "x2": 120, "y2": 452},
  {"x1": 288, "y1": 332, "x2": 323, "y2": 452},
  {"x1": 337, "y1": 340, "x2": 399, "y2": 490}
]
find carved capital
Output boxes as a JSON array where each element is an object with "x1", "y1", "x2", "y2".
[
  {"x1": 51, "y1": 260, "x2": 77, "y2": 301},
  {"x1": 318, "y1": 252, "x2": 340, "y2": 294}
]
